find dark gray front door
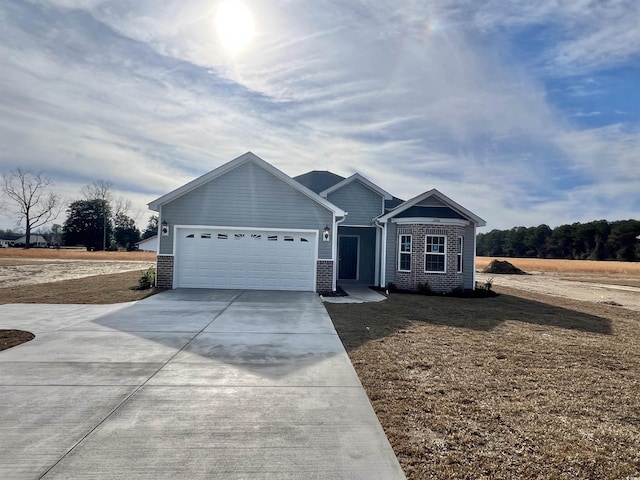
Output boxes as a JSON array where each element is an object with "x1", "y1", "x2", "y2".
[{"x1": 338, "y1": 236, "x2": 358, "y2": 280}]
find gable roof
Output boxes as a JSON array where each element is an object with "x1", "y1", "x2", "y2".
[
  {"x1": 319, "y1": 173, "x2": 393, "y2": 200},
  {"x1": 293, "y1": 171, "x2": 345, "y2": 194},
  {"x1": 378, "y1": 189, "x2": 486, "y2": 226},
  {"x1": 148, "y1": 152, "x2": 346, "y2": 216}
]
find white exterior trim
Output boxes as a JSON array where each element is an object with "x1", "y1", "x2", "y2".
[
  {"x1": 391, "y1": 218, "x2": 470, "y2": 227},
  {"x1": 378, "y1": 188, "x2": 486, "y2": 226},
  {"x1": 398, "y1": 234, "x2": 412, "y2": 272},
  {"x1": 424, "y1": 234, "x2": 447, "y2": 274}
]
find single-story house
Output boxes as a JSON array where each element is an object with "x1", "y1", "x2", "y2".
[
  {"x1": 13, "y1": 234, "x2": 50, "y2": 248},
  {"x1": 136, "y1": 235, "x2": 158, "y2": 253},
  {"x1": 148, "y1": 152, "x2": 486, "y2": 293}
]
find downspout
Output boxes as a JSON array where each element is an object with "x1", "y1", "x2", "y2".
[
  {"x1": 472, "y1": 223, "x2": 477, "y2": 290},
  {"x1": 375, "y1": 218, "x2": 387, "y2": 288},
  {"x1": 333, "y1": 214, "x2": 348, "y2": 291}
]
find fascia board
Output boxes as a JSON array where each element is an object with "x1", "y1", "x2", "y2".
[{"x1": 378, "y1": 189, "x2": 486, "y2": 226}]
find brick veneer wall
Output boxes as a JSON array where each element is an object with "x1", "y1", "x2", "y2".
[
  {"x1": 316, "y1": 260, "x2": 334, "y2": 293},
  {"x1": 156, "y1": 255, "x2": 174, "y2": 288},
  {"x1": 394, "y1": 225, "x2": 464, "y2": 293}
]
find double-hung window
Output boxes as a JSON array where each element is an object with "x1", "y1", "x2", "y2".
[
  {"x1": 398, "y1": 235, "x2": 412, "y2": 271},
  {"x1": 425, "y1": 235, "x2": 446, "y2": 272},
  {"x1": 457, "y1": 236, "x2": 463, "y2": 273}
]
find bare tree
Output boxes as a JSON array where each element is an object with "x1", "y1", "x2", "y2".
[
  {"x1": 81, "y1": 179, "x2": 113, "y2": 202},
  {"x1": 2, "y1": 169, "x2": 62, "y2": 248}
]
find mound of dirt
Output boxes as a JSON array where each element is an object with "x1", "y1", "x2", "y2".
[{"x1": 483, "y1": 259, "x2": 528, "y2": 275}]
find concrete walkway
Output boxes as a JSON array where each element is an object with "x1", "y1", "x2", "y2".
[
  {"x1": 322, "y1": 285, "x2": 388, "y2": 304},
  {"x1": 0, "y1": 290, "x2": 405, "y2": 479}
]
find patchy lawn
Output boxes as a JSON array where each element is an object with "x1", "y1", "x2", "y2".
[{"x1": 325, "y1": 287, "x2": 640, "y2": 479}]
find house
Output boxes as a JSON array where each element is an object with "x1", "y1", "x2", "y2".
[
  {"x1": 13, "y1": 234, "x2": 49, "y2": 248},
  {"x1": 148, "y1": 152, "x2": 485, "y2": 293},
  {"x1": 136, "y1": 235, "x2": 158, "y2": 253}
]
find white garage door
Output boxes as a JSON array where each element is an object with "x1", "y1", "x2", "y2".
[{"x1": 175, "y1": 227, "x2": 317, "y2": 291}]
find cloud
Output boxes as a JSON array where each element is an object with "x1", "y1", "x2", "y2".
[{"x1": 0, "y1": 0, "x2": 638, "y2": 232}]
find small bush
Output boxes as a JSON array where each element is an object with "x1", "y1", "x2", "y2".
[
  {"x1": 138, "y1": 267, "x2": 156, "y2": 290},
  {"x1": 417, "y1": 282, "x2": 431, "y2": 295}
]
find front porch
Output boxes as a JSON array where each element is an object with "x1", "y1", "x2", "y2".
[{"x1": 336, "y1": 226, "x2": 379, "y2": 287}]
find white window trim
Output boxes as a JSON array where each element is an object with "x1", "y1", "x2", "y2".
[
  {"x1": 398, "y1": 234, "x2": 412, "y2": 272},
  {"x1": 425, "y1": 235, "x2": 447, "y2": 274},
  {"x1": 457, "y1": 236, "x2": 464, "y2": 273}
]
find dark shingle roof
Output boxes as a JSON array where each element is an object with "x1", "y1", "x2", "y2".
[{"x1": 294, "y1": 171, "x2": 345, "y2": 194}]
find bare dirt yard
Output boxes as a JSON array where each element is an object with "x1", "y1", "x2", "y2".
[
  {"x1": 476, "y1": 257, "x2": 640, "y2": 313},
  {"x1": 2, "y1": 252, "x2": 639, "y2": 478},
  {"x1": 0, "y1": 248, "x2": 156, "y2": 289}
]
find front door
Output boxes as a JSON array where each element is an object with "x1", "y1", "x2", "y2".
[{"x1": 338, "y1": 236, "x2": 358, "y2": 280}]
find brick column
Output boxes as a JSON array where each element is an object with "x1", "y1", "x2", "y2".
[
  {"x1": 316, "y1": 260, "x2": 334, "y2": 293},
  {"x1": 156, "y1": 255, "x2": 174, "y2": 288}
]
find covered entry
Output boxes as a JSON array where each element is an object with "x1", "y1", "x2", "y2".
[{"x1": 337, "y1": 226, "x2": 377, "y2": 284}]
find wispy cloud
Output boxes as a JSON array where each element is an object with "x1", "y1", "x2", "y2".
[{"x1": 0, "y1": 0, "x2": 638, "y2": 230}]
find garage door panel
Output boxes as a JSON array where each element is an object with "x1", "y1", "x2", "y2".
[{"x1": 176, "y1": 228, "x2": 317, "y2": 291}]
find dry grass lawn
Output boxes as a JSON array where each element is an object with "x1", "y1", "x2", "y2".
[
  {"x1": 477, "y1": 256, "x2": 640, "y2": 275},
  {"x1": 0, "y1": 247, "x2": 155, "y2": 262},
  {"x1": 326, "y1": 288, "x2": 640, "y2": 479}
]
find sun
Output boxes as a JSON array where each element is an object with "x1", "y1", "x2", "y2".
[{"x1": 215, "y1": 0, "x2": 255, "y2": 54}]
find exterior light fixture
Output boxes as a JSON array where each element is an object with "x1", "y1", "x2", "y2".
[
  {"x1": 322, "y1": 225, "x2": 331, "y2": 242},
  {"x1": 161, "y1": 220, "x2": 170, "y2": 236}
]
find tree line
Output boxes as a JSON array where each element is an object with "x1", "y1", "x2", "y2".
[
  {"x1": 477, "y1": 220, "x2": 640, "y2": 262},
  {"x1": 1, "y1": 169, "x2": 156, "y2": 250}
]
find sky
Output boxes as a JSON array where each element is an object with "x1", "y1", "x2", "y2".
[{"x1": 0, "y1": 0, "x2": 639, "y2": 232}]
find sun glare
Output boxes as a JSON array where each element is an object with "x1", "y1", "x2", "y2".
[{"x1": 215, "y1": 0, "x2": 255, "y2": 54}]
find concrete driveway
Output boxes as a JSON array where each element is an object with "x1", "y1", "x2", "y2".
[{"x1": 0, "y1": 289, "x2": 405, "y2": 479}]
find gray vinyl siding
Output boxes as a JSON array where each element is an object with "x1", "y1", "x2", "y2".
[
  {"x1": 159, "y1": 161, "x2": 333, "y2": 259},
  {"x1": 327, "y1": 181, "x2": 383, "y2": 226},
  {"x1": 417, "y1": 197, "x2": 446, "y2": 207},
  {"x1": 384, "y1": 221, "x2": 397, "y2": 286},
  {"x1": 463, "y1": 224, "x2": 475, "y2": 289}
]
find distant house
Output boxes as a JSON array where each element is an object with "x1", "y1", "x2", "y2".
[
  {"x1": 0, "y1": 234, "x2": 21, "y2": 248},
  {"x1": 148, "y1": 152, "x2": 486, "y2": 293},
  {"x1": 136, "y1": 235, "x2": 158, "y2": 253},
  {"x1": 14, "y1": 234, "x2": 49, "y2": 248}
]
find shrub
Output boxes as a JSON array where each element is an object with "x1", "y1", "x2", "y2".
[
  {"x1": 417, "y1": 282, "x2": 431, "y2": 295},
  {"x1": 139, "y1": 267, "x2": 156, "y2": 290}
]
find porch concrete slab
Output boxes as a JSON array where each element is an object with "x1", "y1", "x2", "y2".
[
  {"x1": 323, "y1": 285, "x2": 388, "y2": 304},
  {"x1": 42, "y1": 385, "x2": 404, "y2": 480},
  {"x1": 0, "y1": 385, "x2": 134, "y2": 480},
  {"x1": 0, "y1": 303, "x2": 133, "y2": 333}
]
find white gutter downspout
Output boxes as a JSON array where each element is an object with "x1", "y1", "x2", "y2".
[
  {"x1": 472, "y1": 223, "x2": 477, "y2": 290},
  {"x1": 375, "y1": 218, "x2": 387, "y2": 288},
  {"x1": 333, "y1": 213, "x2": 348, "y2": 291}
]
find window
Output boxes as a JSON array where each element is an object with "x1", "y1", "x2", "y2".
[
  {"x1": 251, "y1": 234, "x2": 261, "y2": 240},
  {"x1": 284, "y1": 236, "x2": 294, "y2": 242},
  {"x1": 267, "y1": 235, "x2": 278, "y2": 241},
  {"x1": 234, "y1": 233, "x2": 245, "y2": 240},
  {"x1": 425, "y1": 235, "x2": 446, "y2": 272},
  {"x1": 457, "y1": 236, "x2": 463, "y2": 273},
  {"x1": 217, "y1": 233, "x2": 228, "y2": 240},
  {"x1": 201, "y1": 233, "x2": 211, "y2": 239},
  {"x1": 185, "y1": 234, "x2": 194, "y2": 239},
  {"x1": 398, "y1": 235, "x2": 412, "y2": 271}
]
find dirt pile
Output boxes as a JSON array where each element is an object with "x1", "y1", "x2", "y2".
[{"x1": 483, "y1": 259, "x2": 527, "y2": 275}]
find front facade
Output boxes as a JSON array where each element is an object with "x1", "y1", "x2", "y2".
[{"x1": 149, "y1": 152, "x2": 485, "y2": 293}]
